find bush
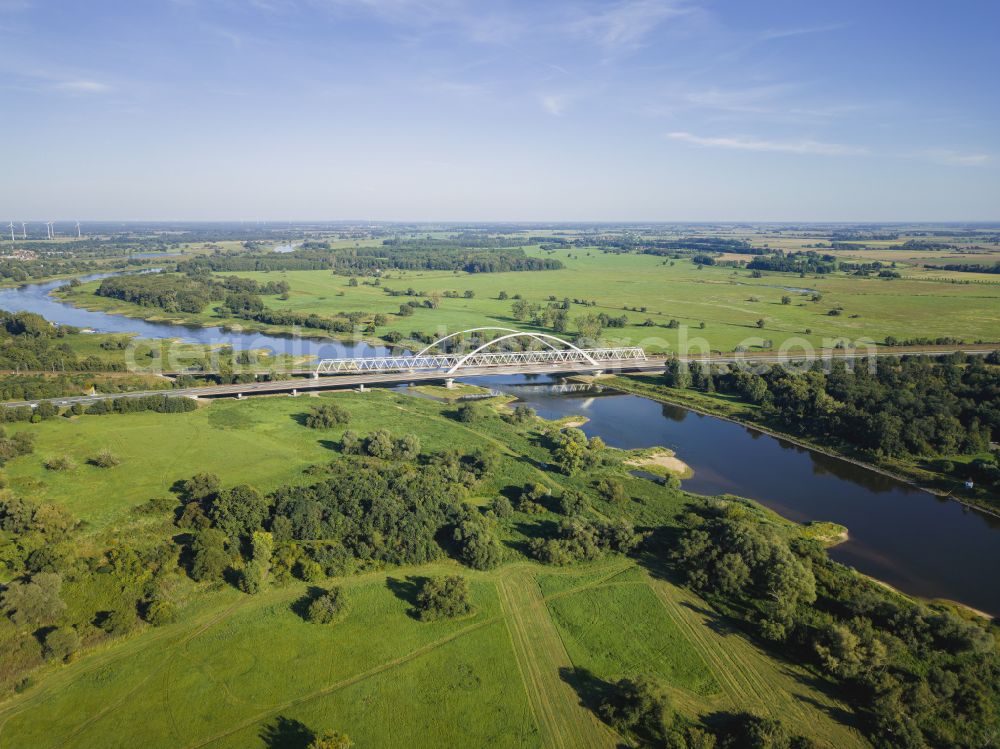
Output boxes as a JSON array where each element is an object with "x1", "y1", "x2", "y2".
[
  {"x1": 96, "y1": 609, "x2": 134, "y2": 636},
  {"x1": 44, "y1": 455, "x2": 76, "y2": 471},
  {"x1": 88, "y1": 448, "x2": 121, "y2": 468},
  {"x1": 598, "y1": 676, "x2": 674, "y2": 744},
  {"x1": 239, "y1": 560, "x2": 265, "y2": 594},
  {"x1": 454, "y1": 402, "x2": 488, "y2": 423},
  {"x1": 144, "y1": 598, "x2": 178, "y2": 626},
  {"x1": 304, "y1": 403, "x2": 351, "y2": 429},
  {"x1": 308, "y1": 732, "x2": 353, "y2": 749},
  {"x1": 306, "y1": 587, "x2": 347, "y2": 624},
  {"x1": 415, "y1": 575, "x2": 473, "y2": 621},
  {"x1": 189, "y1": 529, "x2": 229, "y2": 582},
  {"x1": 43, "y1": 626, "x2": 80, "y2": 663},
  {"x1": 490, "y1": 496, "x2": 514, "y2": 519}
]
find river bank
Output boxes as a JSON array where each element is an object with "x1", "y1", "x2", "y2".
[{"x1": 606, "y1": 374, "x2": 1000, "y2": 518}]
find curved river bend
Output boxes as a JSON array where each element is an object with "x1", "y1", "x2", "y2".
[{"x1": 1, "y1": 276, "x2": 998, "y2": 615}]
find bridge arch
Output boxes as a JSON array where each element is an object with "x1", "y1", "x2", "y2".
[
  {"x1": 446, "y1": 331, "x2": 597, "y2": 374},
  {"x1": 413, "y1": 327, "x2": 559, "y2": 358}
]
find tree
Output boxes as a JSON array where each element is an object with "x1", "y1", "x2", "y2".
[
  {"x1": 144, "y1": 598, "x2": 178, "y2": 626},
  {"x1": 183, "y1": 472, "x2": 221, "y2": 503},
  {"x1": 574, "y1": 313, "x2": 603, "y2": 341},
  {"x1": 756, "y1": 318, "x2": 766, "y2": 328},
  {"x1": 490, "y1": 496, "x2": 514, "y2": 518},
  {"x1": 364, "y1": 429, "x2": 396, "y2": 459},
  {"x1": 304, "y1": 403, "x2": 351, "y2": 429},
  {"x1": 306, "y1": 587, "x2": 347, "y2": 624},
  {"x1": 453, "y1": 518, "x2": 503, "y2": 570},
  {"x1": 210, "y1": 484, "x2": 269, "y2": 540},
  {"x1": 598, "y1": 675, "x2": 675, "y2": 745},
  {"x1": 189, "y1": 528, "x2": 229, "y2": 581},
  {"x1": 43, "y1": 626, "x2": 80, "y2": 663},
  {"x1": 239, "y1": 560, "x2": 265, "y2": 594},
  {"x1": 395, "y1": 433, "x2": 421, "y2": 461},
  {"x1": 0, "y1": 572, "x2": 66, "y2": 629},
  {"x1": 781, "y1": 295, "x2": 792, "y2": 305},
  {"x1": 415, "y1": 575, "x2": 473, "y2": 621},
  {"x1": 557, "y1": 490, "x2": 588, "y2": 516},
  {"x1": 664, "y1": 359, "x2": 691, "y2": 389}
]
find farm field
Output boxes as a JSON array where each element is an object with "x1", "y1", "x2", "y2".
[{"x1": 59, "y1": 246, "x2": 1000, "y2": 355}]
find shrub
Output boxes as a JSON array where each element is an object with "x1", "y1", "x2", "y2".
[
  {"x1": 308, "y1": 731, "x2": 353, "y2": 749},
  {"x1": 304, "y1": 403, "x2": 351, "y2": 429},
  {"x1": 306, "y1": 587, "x2": 347, "y2": 624},
  {"x1": 44, "y1": 455, "x2": 76, "y2": 471},
  {"x1": 491, "y1": 496, "x2": 514, "y2": 519},
  {"x1": 88, "y1": 448, "x2": 121, "y2": 468},
  {"x1": 96, "y1": 609, "x2": 134, "y2": 636},
  {"x1": 144, "y1": 598, "x2": 178, "y2": 626},
  {"x1": 239, "y1": 560, "x2": 265, "y2": 594},
  {"x1": 43, "y1": 626, "x2": 80, "y2": 663},
  {"x1": 415, "y1": 575, "x2": 473, "y2": 621}
]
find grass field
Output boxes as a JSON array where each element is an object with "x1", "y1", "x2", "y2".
[
  {"x1": 58, "y1": 247, "x2": 1000, "y2": 355},
  {"x1": 0, "y1": 559, "x2": 869, "y2": 749},
  {"x1": 0, "y1": 390, "x2": 876, "y2": 747}
]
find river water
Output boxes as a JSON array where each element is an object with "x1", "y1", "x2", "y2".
[
  {"x1": 0, "y1": 274, "x2": 388, "y2": 359},
  {"x1": 1, "y1": 276, "x2": 998, "y2": 615},
  {"x1": 462, "y1": 375, "x2": 1000, "y2": 616}
]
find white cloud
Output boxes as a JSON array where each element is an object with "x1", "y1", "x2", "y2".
[
  {"x1": 539, "y1": 93, "x2": 568, "y2": 116},
  {"x1": 53, "y1": 79, "x2": 111, "y2": 93},
  {"x1": 568, "y1": 0, "x2": 690, "y2": 52},
  {"x1": 921, "y1": 149, "x2": 992, "y2": 167},
  {"x1": 666, "y1": 130, "x2": 866, "y2": 156}
]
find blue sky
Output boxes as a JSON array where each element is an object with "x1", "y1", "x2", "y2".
[{"x1": 2, "y1": 0, "x2": 998, "y2": 221}]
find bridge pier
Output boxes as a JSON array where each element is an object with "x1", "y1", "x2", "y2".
[
  {"x1": 445, "y1": 378, "x2": 455, "y2": 389},
  {"x1": 290, "y1": 389, "x2": 297, "y2": 397},
  {"x1": 312, "y1": 371, "x2": 319, "y2": 380},
  {"x1": 358, "y1": 383, "x2": 366, "y2": 392},
  {"x1": 236, "y1": 393, "x2": 243, "y2": 400}
]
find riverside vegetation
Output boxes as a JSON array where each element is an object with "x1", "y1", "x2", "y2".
[{"x1": 0, "y1": 390, "x2": 996, "y2": 748}]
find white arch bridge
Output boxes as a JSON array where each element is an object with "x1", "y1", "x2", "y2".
[{"x1": 314, "y1": 328, "x2": 647, "y2": 376}]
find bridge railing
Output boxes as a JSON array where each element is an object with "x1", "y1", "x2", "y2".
[{"x1": 314, "y1": 346, "x2": 646, "y2": 375}]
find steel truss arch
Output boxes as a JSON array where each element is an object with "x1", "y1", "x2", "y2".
[
  {"x1": 412, "y1": 327, "x2": 559, "y2": 358},
  {"x1": 444, "y1": 331, "x2": 597, "y2": 374}
]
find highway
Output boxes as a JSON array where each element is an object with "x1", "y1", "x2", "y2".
[{"x1": 2, "y1": 345, "x2": 993, "y2": 409}]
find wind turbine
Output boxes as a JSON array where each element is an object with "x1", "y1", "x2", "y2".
[
  {"x1": 20, "y1": 222, "x2": 26, "y2": 239},
  {"x1": 7, "y1": 222, "x2": 13, "y2": 242},
  {"x1": 76, "y1": 221, "x2": 81, "y2": 238},
  {"x1": 47, "y1": 221, "x2": 54, "y2": 239}
]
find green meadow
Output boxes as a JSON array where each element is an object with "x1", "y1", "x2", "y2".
[
  {"x1": 0, "y1": 392, "x2": 872, "y2": 748},
  {"x1": 59, "y1": 247, "x2": 1000, "y2": 356}
]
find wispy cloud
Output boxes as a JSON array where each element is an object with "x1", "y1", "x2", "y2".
[
  {"x1": 921, "y1": 149, "x2": 993, "y2": 167},
  {"x1": 539, "y1": 93, "x2": 568, "y2": 116},
  {"x1": 567, "y1": 0, "x2": 692, "y2": 52},
  {"x1": 666, "y1": 130, "x2": 866, "y2": 156},
  {"x1": 52, "y1": 79, "x2": 112, "y2": 94}
]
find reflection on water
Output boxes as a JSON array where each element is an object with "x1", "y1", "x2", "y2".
[{"x1": 463, "y1": 374, "x2": 1000, "y2": 616}]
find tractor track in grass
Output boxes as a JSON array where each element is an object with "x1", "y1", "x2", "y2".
[
  {"x1": 183, "y1": 617, "x2": 498, "y2": 749},
  {"x1": 496, "y1": 571, "x2": 619, "y2": 749}
]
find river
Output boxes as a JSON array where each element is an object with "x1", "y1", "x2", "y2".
[
  {"x1": 0, "y1": 273, "x2": 388, "y2": 359},
  {"x1": 462, "y1": 375, "x2": 1000, "y2": 617},
  {"x1": 1, "y1": 276, "x2": 998, "y2": 615}
]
